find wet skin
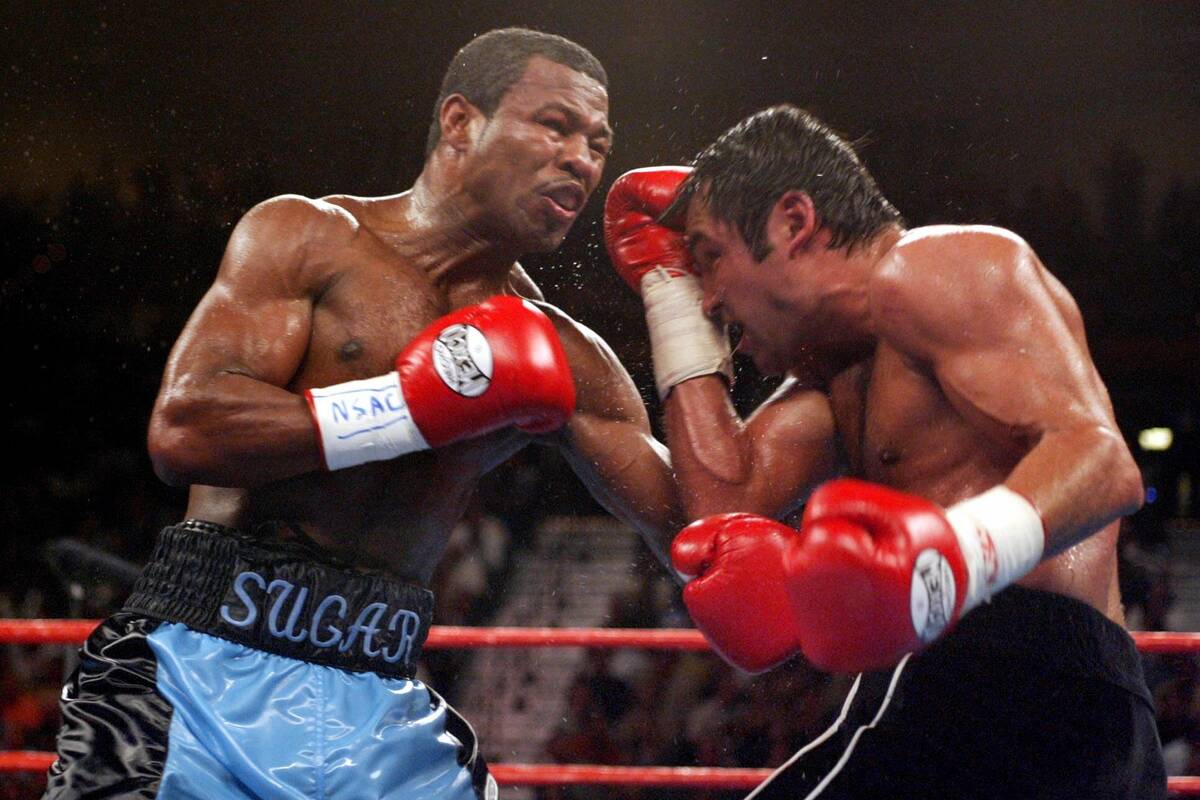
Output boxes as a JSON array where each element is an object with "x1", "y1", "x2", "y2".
[
  {"x1": 150, "y1": 58, "x2": 678, "y2": 586},
  {"x1": 670, "y1": 198, "x2": 1139, "y2": 623}
]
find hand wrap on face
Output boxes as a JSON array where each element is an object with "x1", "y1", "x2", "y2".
[{"x1": 604, "y1": 167, "x2": 732, "y2": 399}]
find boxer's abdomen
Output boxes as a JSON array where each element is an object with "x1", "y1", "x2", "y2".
[{"x1": 185, "y1": 426, "x2": 530, "y2": 585}]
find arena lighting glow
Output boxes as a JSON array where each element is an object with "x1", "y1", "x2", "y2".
[{"x1": 1138, "y1": 427, "x2": 1174, "y2": 451}]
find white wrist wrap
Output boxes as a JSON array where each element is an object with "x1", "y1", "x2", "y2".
[
  {"x1": 641, "y1": 270, "x2": 732, "y2": 400},
  {"x1": 946, "y1": 486, "x2": 1045, "y2": 614},
  {"x1": 307, "y1": 372, "x2": 429, "y2": 470}
]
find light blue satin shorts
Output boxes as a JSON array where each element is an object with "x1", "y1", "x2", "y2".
[{"x1": 146, "y1": 622, "x2": 490, "y2": 799}]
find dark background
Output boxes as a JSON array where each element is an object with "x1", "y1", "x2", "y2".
[
  {"x1": 1, "y1": 2, "x2": 1199, "y2": 794},
  {"x1": 2, "y1": 0, "x2": 1198, "y2": 597}
]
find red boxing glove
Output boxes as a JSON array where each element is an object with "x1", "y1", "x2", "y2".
[
  {"x1": 604, "y1": 167, "x2": 731, "y2": 399},
  {"x1": 603, "y1": 166, "x2": 695, "y2": 292},
  {"x1": 783, "y1": 479, "x2": 968, "y2": 673},
  {"x1": 671, "y1": 513, "x2": 806, "y2": 673},
  {"x1": 397, "y1": 297, "x2": 575, "y2": 442},
  {"x1": 307, "y1": 296, "x2": 575, "y2": 470},
  {"x1": 784, "y1": 478, "x2": 1044, "y2": 673}
]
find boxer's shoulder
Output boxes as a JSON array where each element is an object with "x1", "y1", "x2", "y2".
[
  {"x1": 510, "y1": 296, "x2": 598, "y2": 359},
  {"x1": 880, "y1": 225, "x2": 1036, "y2": 286},
  {"x1": 870, "y1": 225, "x2": 1042, "y2": 349},
  {"x1": 509, "y1": 296, "x2": 640, "y2": 418},
  {"x1": 240, "y1": 193, "x2": 360, "y2": 244},
  {"x1": 222, "y1": 194, "x2": 360, "y2": 288}
]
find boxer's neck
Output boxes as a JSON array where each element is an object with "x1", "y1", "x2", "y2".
[
  {"x1": 783, "y1": 226, "x2": 904, "y2": 380},
  {"x1": 380, "y1": 177, "x2": 522, "y2": 290}
]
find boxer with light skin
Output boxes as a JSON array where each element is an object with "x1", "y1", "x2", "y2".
[
  {"x1": 45, "y1": 29, "x2": 682, "y2": 800},
  {"x1": 605, "y1": 106, "x2": 1165, "y2": 798}
]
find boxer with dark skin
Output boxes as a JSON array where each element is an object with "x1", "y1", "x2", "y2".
[
  {"x1": 45, "y1": 30, "x2": 682, "y2": 800},
  {"x1": 605, "y1": 106, "x2": 1166, "y2": 798},
  {"x1": 147, "y1": 42, "x2": 680, "y2": 581}
]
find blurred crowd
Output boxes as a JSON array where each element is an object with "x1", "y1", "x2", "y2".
[{"x1": 535, "y1": 579, "x2": 856, "y2": 800}]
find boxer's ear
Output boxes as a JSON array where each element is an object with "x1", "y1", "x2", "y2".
[
  {"x1": 438, "y1": 94, "x2": 483, "y2": 153},
  {"x1": 774, "y1": 191, "x2": 818, "y2": 258}
]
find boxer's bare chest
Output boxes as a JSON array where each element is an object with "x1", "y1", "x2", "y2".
[
  {"x1": 299, "y1": 248, "x2": 445, "y2": 387},
  {"x1": 229, "y1": 224, "x2": 530, "y2": 582},
  {"x1": 828, "y1": 345, "x2": 1017, "y2": 506},
  {"x1": 826, "y1": 344, "x2": 1120, "y2": 613}
]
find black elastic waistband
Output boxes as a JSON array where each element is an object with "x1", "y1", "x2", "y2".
[
  {"x1": 928, "y1": 584, "x2": 1151, "y2": 705},
  {"x1": 124, "y1": 520, "x2": 433, "y2": 679}
]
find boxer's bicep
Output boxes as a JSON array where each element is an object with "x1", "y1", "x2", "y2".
[
  {"x1": 149, "y1": 197, "x2": 344, "y2": 485},
  {"x1": 878, "y1": 233, "x2": 1140, "y2": 544},
  {"x1": 163, "y1": 279, "x2": 310, "y2": 398},
  {"x1": 930, "y1": 333, "x2": 1077, "y2": 451},
  {"x1": 928, "y1": 308, "x2": 1139, "y2": 547}
]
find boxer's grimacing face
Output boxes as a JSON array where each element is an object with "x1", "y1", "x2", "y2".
[
  {"x1": 686, "y1": 198, "x2": 818, "y2": 376},
  {"x1": 465, "y1": 56, "x2": 611, "y2": 253}
]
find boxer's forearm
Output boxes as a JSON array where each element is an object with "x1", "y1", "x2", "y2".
[
  {"x1": 665, "y1": 374, "x2": 838, "y2": 521},
  {"x1": 1004, "y1": 423, "x2": 1143, "y2": 557},
  {"x1": 594, "y1": 455, "x2": 684, "y2": 578},
  {"x1": 558, "y1": 417, "x2": 686, "y2": 577},
  {"x1": 666, "y1": 378, "x2": 756, "y2": 518},
  {"x1": 149, "y1": 372, "x2": 324, "y2": 487}
]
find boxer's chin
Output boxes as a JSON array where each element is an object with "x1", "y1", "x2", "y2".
[
  {"x1": 529, "y1": 229, "x2": 570, "y2": 253},
  {"x1": 517, "y1": 218, "x2": 572, "y2": 254}
]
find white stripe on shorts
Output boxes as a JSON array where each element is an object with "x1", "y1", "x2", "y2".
[{"x1": 744, "y1": 653, "x2": 912, "y2": 800}]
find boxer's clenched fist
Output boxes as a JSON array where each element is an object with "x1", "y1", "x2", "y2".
[
  {"x1": 307, "y1": 296, "x2": 575, "y2": 470},
  {"x1": 786, "y1": 479, "x2": 1045, "y2": 672},
  {"x1": 671, "y1": 513, "x2": 806, "y2": 673},
  {"x1": 674, "y1": 478, "x2": 1046, "y2": 674}
]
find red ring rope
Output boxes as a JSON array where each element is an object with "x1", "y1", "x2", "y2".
[
  {"x1": 492, "y1": 764, "x2": 771, "y2": 788},
  {"x1": 2, "y1": 751, "x2": 1196, "y2": 793},
  {"x1": 3, "y1": 619, "x2": 1200, "y2": 652},
  {"x1": 0, "y1": 752, "x2": 772, "y2": 787}
]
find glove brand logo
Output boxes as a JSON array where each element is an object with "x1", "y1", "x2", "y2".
[
  {"x1": 434, "y1": 324, "x2": 494, "y2": 397},
  {"x1": 219, "y1": 570, "x2": 423, "y2": 667},
  {"x1": 910, "y1": 548, "x2": 956, "y2": 642}
]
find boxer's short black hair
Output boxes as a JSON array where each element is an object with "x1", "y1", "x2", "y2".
[
  {"x1": 666, "y1": 105, "x2": 903, "y2": 260},
  {"x1": 425, "y1": 27, "x2": 607, "y2": 158}
]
